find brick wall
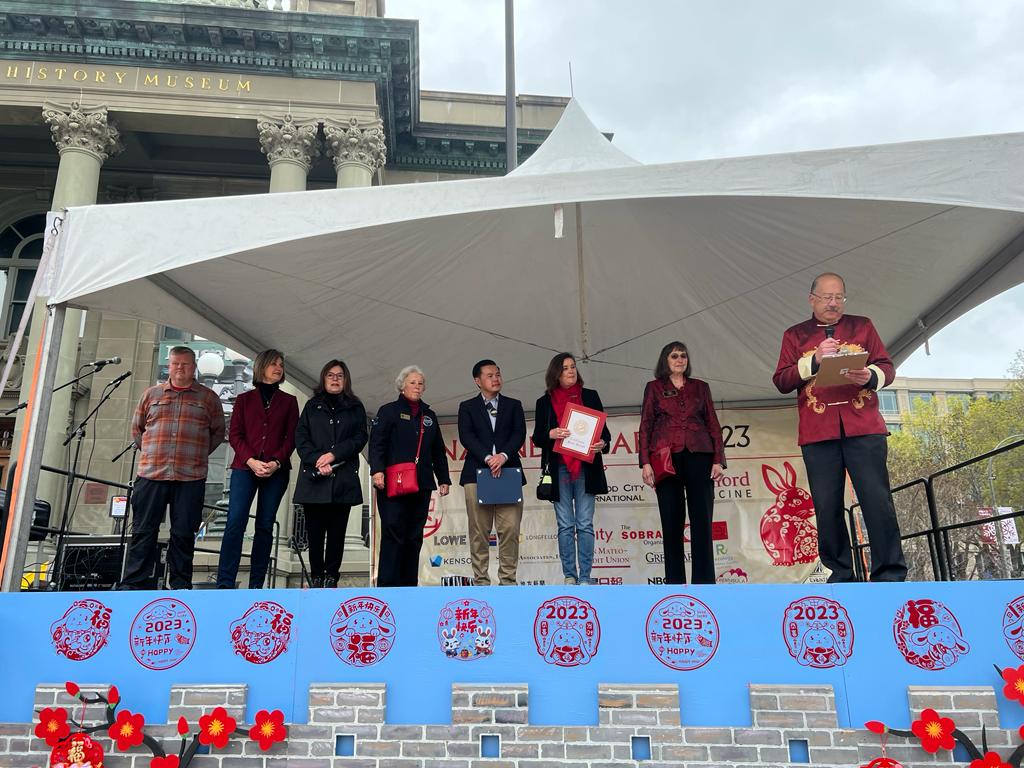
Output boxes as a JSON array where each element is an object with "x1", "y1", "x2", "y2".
[{"x1": 0, "y1": 682, "x2": 1012, "y2": 767}]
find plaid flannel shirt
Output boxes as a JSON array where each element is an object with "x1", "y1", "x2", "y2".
[{"x1": 132, "y1": 381, "x2": 226, "y2": 481}]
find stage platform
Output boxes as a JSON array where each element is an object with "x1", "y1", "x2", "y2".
[{"x1": 1, "y1": 582, "x2": 1020, "y2": 731}]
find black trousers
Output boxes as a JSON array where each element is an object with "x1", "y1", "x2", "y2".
[
  {"x1": 655, "y1": 450, "x2": 715, "y2": 585},
  {"x1": 121, "y1": 477, "x2": 206, "y2": 589},
  {"x1": 801, "y1": 433, "x2": 907, "y2": 583},
  {"x1": 304, "y1": 503, "x2": 352, "y2": 580},
  {"x1": 376, "y1": 489, "x2": 431, "y2": 587}
]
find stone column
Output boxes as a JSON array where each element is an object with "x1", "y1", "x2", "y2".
[
  {"x1": 257, "y1": 114, "x2": 320, "y2": 193},
  {"x1": 14, "y1": 102, "x2": 122, "y2": 516},
  {"x1": 323, "y1": 116, "x2": 386, "y2": 188}
]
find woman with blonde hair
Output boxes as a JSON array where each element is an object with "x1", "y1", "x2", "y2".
[{"x1": 369, "y1": 366, "x2": 451, "y2": 587}]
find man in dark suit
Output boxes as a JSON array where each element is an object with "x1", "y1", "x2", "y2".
[{"x1": 457, "y1": 360, "x2": 527, "y2": 585}]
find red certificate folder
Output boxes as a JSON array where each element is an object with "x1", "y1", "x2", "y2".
[{"x1": 553, "y1": 403, "x2": 606, "y2": 463}]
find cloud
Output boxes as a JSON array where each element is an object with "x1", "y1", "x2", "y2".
[{"x1": 387, "y1": 0, "x2": 1024, "y2": 376}]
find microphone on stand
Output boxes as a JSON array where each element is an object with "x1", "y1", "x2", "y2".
[
  {"x1": 108, "y1": 370, "x2": 132, "y2": 386},
  {"x1": 89, "y1": 356, "x2": 122, "y2": 369}
]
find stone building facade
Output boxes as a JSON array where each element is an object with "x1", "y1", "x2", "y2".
[{"x1": 0, "y1": 0, "x2": 567, "y2": 587}]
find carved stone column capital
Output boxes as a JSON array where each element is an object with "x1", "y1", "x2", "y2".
[
  {"x1": 257, "y1": 113, "x2": 320, "y2": 172},
  {"x1": 323, "y1": 116, "x2": 386, "y2": 175},
  {"x1": 42, "y1": 101, "x2": 123, "y2": 162}
]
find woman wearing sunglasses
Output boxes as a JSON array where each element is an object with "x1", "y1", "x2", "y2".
[{"x1": 638, "y1": 341, "x2": 726, "y2": 585}]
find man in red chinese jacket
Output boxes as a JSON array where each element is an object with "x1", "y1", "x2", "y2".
[{"x1": 773, "y1": 272, "x2": 907, "y2": 582}]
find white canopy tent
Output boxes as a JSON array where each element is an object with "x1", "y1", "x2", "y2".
[
  {"x1": 3, "y1": 101, "x2": 1024, "y2": 587},
  {"x1": 42, "y1": 102, "x2": 1024, "y2": 414}
]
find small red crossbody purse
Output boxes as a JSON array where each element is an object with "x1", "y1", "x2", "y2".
[{"x1": 385, "y1": 415, "x2": 425, "y2": 497}]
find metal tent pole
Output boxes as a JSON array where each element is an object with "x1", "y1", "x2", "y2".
[{"x1": 0, "y1": 302, "x2": 66, "y2": 591}]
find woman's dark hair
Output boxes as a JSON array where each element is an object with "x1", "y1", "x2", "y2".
[
  {"x1": 315, "y1": 359, "x2": 359, "y2": 402},
  {"x1": 654, "y1": 341, "x2": 692, "y2": 379},
  {"x1": 544, "y1": 352, "x2": 584, "y2": 392},
  {"x1": 252, "y1": 349, "x2": 286, "y2": 385}
]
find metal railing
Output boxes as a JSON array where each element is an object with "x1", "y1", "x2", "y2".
[{"x1": 849, "y1": 437, "x2": 1024, "y2": 581}]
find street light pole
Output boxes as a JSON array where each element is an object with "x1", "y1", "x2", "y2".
[
  {"x1": 504, "y1": 0, "x2": 517, "y2": 173},
  {"x1": 986, "y1": 433, "x2": 1024, "y2": 579}
]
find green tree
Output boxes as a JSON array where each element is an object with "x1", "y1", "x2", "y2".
[{"x1": 882, "y1": 361, "x2": 1024, "y2": 581}]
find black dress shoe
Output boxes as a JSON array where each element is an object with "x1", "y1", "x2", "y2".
[
  {"x1": 310, "y1": 576, "x2": 324, "y2": 588},
  {"x1": 324, "y1": 576, "x2": 338, "y2": 589}
]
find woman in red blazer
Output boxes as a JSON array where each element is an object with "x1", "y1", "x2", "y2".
[
  {"x1": 217, "y1": 349, "x2": 299, "y2": 589},
  {"x1": 638, "y1": 341, "x2": 725, "y2": 585}
]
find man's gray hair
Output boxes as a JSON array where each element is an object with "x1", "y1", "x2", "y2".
[{"x1": 395, "y1": 364, "x2": 425, "y2": 392}]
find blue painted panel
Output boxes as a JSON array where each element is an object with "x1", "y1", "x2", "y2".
[{"x1": 1, "y1": 582, "x2": 1020, "y2": 728}]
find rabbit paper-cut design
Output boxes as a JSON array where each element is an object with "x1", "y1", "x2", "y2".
[{"x1": 760, "y1": 462, "x2": 818, "y2": 566}]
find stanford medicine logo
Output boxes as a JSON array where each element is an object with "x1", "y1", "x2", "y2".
[
  {"x1": 51, "y1": 598, "x2": 112, "y2": 661},
  {"x1": 893, "y1": 598, "x2": 970, "y2": 670},
  {"x1": 437, "y1": 598, "x2": 496, "y2": 660},
  {"x1": 646, "y1": 595, "x2": 719, "y2": 671},
  {"x1": 533, "y1": 596, "x2": 600, "y2": 667},
  {"x1": 330, "y1": 596, "x2": 396, "y2": 667},
  {"x1": 759, "y1": 462, "x2": 818, "y2": 566},
  {"x1": 129, "y1": 598, "x2": 197, "y2": 670},
  {"x1": 229, "y1": 600, "x2": 293, "y2": 664},
  {"x1": 782, "y1": 596, "x2": 853, "y2": 668}
]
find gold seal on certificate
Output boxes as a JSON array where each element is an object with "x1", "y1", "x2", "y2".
[{"x1": 554, "y1": 403, "x2": 607, "y2": 463}]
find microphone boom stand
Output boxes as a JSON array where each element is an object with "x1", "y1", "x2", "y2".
[
  {"x1": 111, "y1": 440, "x2": 138, "y2": 585},
  {"x1": 51, "y1": 371, "x2": 131, "y2": 591}
]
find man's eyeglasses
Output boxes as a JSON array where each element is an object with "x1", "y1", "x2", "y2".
[
  {"x1": 811, "y1": 293, "x2": 847, "y2": 303},
  {"x1": 325, "y1": 373, "x2": 345, "y2": 381}
]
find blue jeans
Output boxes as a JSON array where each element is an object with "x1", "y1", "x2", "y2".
[
  {"x1": 554, "y1": 465, "x2": 596, "y2": 583},
  {"x1": 217, "y1": 468, "x2": 289, "y2": 589}
]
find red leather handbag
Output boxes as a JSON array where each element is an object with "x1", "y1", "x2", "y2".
[
  {"x1": 651, "y1": 446, "x2": 676, "y2": 485},
  {"x1": 385, "y1": 415, "x2": 425, "y2": 497}
]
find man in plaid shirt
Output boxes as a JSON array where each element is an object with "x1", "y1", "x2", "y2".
[{"x1": 120, "y1": 346, "x2": 226, "y2": 589}]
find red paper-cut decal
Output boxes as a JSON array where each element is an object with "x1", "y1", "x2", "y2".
[
  {"x1": 330, "y1": 596, "x2": 395, "y2": 667},
  {"x1": 893, "y1": 598, "x2": 969, "y2": 670},
  {"x1": 229, "y1": 600, "x2": 293, "y2": 664},
  {"x1": 782, "y1": 596, "x2": 854, "y2": 668},
  {"x1": 437, "y1": 598, "x2": 496, "y2": 660},
  {"x1": 129, "y1": 599, "x2": 196, "y2": 671},
  {"x1": 533, "y1": 596, "x2": 600, "y2": 667},
  {"x1": 51, "y1": 598, "x2": 112, "y2": 661},
  {"x1": 646, "y1": 595, "x2": 719, "y2": 671},
  {"x1": 1002, "y1": 594, "x2": 1024, "y2": 661}
]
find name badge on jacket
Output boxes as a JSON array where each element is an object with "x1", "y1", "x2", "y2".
[{"x1": 400, "y1": 413, "x2": 411, "y2": 420}]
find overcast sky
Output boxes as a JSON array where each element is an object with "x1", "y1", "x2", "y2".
[{"x1": 388, "y1": 0, "x2": 1024, "y2": 380}]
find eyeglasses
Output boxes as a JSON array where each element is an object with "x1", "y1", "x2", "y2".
[
  {"x1": 811, "y1": 293, "x2": 847, "y2": 303},
  {"x1": 325, "y1": 373, "x2": 345, "y2": 381},
  {"x1": 668, "y1": 352, "x2": 688, "y2": 359}
]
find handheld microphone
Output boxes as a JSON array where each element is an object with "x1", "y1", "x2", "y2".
[
  {"x1": 824, "y1": 326, "x2": 834, "y2": 339},
  {"x1": 90, "y1": 356, "x2": 122, "y2": 369},
  {"x1": 309, "y1": 460, "x2": 345, "y2": 479}
]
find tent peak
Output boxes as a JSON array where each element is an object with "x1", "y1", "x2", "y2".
[{"x1": 510, "y1": 99, "x2": 641, "y2": 176}]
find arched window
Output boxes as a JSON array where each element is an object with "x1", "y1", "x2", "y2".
[{"x1": 0, "y1": 213, "x2": 45, "y2": 337}]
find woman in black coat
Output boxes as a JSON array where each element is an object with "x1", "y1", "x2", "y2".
[
  {"x1": 532, "y1": 353, "x2": 611, "y2": 586},
  {"x1": 293, "y1": 359, "x2": 368, "y2": 588},
  {"x1": 369, "y1": 365, "x2": 451, "y2": 587}
]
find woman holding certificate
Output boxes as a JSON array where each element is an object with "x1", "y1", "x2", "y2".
[
  {"x1": 533, "y1": 353, "x2": 611, "y2": 586},
  {"x1": 639, "y1": 341, "x2": 726, "y2": 585}
]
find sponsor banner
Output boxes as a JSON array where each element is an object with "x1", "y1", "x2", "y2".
[{"x1": 390, "y1": 405, "x2": 824, "y2": 586}]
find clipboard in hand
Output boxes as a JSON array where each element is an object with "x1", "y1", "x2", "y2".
[
  {"x1": 815, "y1": 352, "x2": 869, "y2": 387},
  {"x1": 476, "y1": 467, "x2": 523, "y2": 504}
]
